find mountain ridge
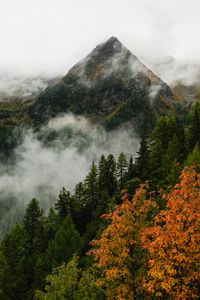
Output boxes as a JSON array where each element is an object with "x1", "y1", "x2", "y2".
[{"x1": 29, "y1": 37, "x2": 173, "y2": 131}]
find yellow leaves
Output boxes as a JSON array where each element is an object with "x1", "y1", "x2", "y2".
[
  {"x1": 88, "y1": 184, "x2": 156, "y2": 300},
  {"x1": 141, "y1": 167, "x2": 200, "y2": 299}
]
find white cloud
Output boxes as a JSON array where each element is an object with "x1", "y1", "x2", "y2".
[
  {"x1": 0, "y1": 113, "x2": 139, "y2": 237},
  {"x1": 0, "y1": 0, "x2": 200, "y2": 78}
]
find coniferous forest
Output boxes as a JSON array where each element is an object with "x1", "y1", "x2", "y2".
[
  {"x1": 1, "y1": 2, "x2": 200, "y2": 298},
  {"x1": 0, "y1": 102, "x2": 200, "y2": 300}
]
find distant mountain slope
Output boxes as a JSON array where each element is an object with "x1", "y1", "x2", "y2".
[
  {"x1": 0, "y1": 75, "x2": 59, "y2": 102},
  {"x1": 29, "y1": 37, "x2": 173, "y2": 131}
]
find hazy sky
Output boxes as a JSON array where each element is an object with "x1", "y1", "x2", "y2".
[{"x1": 0, "y1": 0, "x2": 200, "y2": 76}]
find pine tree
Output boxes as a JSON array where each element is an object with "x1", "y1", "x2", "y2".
[
  {"x1": 116, "y1": 152, "x2": 128, "y2": 189},
  {"x1": 98, "y1": 154, "x2": 117, "y2": 198},
  {"x1": 188, "y1": 103, "x2": 200, "y2": 151},
  {"x1": 55, "y1": 187, "x2": 72, "y2": 220},
  {"x1": 23, "y1": 199, "x2": 46, "y2": 298},
  {"x1": 185, "y1": 143, "x2": 200, "y2": 167},
  {"x1": 45, "y1": 208, "x2": 58, "y2": 241},
  {"x1": 162, "y1": 134, "x2": 183, "y2": 184},
  {"x1": 0, "y1": 224, "x2": 29, "y2": 300},
  {"x1": 84, "y1": 162, "x2": 99, "y2": 215},
  {"x1": 106, "y1": 154, "x2": 117, "y2": 197},
  {"x1": 98, "y1": 154, "x2": 108, "y2": 192},
  {"x1": 135, "y1": 132, "x2": 150, "y2": 180},
  {"x1": 23, "y1": 198, "x2": 43, "y2": 244},
  {"x1": 46, "y1": 215, "x2": 83, "y2": 269},
  {"x1": 126, "y1": 155, "x2": 136, "y2": 180}
]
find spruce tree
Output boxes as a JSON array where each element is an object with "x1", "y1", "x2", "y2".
[
  {"x1": 116, "y1": 152, "x2": 128, "y2": 189},
  {"x1": 188, "y1": 103, "x2": 200, "y2": 151},
  {"x1": 55, "y1": 188, "x2": 72, "y2": 220},
  {"x1": 126, "y1": 156, "x2": 137, "y2": 181},
  {"x1": 23, "y1": 198, "x2": 43, "y2": 244},
  {"x1": 134, "y1": 132, "x2": 150, "y2": 180},
  {"x1": 98, "y1": 154, "x2": 107, "y2": 192},
  {"x1": 46, "y1": 215, "x2": 82, "y2": 269},
  {"x1": 106, "y1": 154, "x2": 117, "y2": 197},
  {"x1": 84, "y1": 162, "x2": 99, "y2": 211}
]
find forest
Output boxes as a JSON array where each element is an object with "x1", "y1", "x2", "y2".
[{"x1": 0, "y1": 102, "x2": 199, "y2": 300}]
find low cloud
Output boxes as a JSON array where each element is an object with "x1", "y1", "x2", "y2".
[
  {"x1": 0, "y1": 74, "x2": 55, "y2": 100},
  {"x1": 0, "y1": 113, "x2": 139, "y2": 238}
]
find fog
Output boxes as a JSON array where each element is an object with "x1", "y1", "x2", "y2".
[
  {"x1": 0, "y1": 74, "x2": 55, "y2": 100},
  {"x1": 0, "y1": 114, "x2": 139, "y2": 238},
  {"x1": 0, "y1": 0, "x2": 200, "y2": 85}
]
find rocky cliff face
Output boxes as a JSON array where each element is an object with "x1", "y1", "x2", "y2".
[{"x1": 29, "y1": 37, "x2": 173, "y2": 131}]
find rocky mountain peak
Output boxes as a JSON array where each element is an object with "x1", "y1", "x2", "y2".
[
  {"x1": 67, "y1": 37, "x2": 162, "y2": 86},
  {"x1": 94, "y1": 36, "x2": 124, "y2": 56},
  {"x1": 30, "y1": 37, "x2": 174, "y2": 131}
]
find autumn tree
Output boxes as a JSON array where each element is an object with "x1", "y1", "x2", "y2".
[
  {"x1": 141, "y1": 167, "x2": 200, "y2": 300},
  {"x1": 89, "y1": 185, "x2": 156, "y2": 300}
]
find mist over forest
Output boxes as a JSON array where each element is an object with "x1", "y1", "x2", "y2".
[
  {"x1": 0, "y1": 113, "x2": 139, "y2": 237},
  {"x1": 0, "y1": 1, "x2": 200, "y2": 299}
]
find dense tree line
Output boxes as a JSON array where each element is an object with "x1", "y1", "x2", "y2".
[{"x1": 0, "y1": 103, "x2": 200, "y2": 299}]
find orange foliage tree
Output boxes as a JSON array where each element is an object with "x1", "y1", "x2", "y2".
[
  {"x1": 141, "y1": 167, "x2": 200, "y2": 299},
  {"x1": 88, "y1": 185, "x2": 156, "y2": 300}
]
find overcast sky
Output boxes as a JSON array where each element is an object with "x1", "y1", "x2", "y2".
[{"x1": 0, "y1": 0, "x2": 200, "y2": 76}]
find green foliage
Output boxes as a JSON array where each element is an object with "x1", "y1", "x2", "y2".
[
  {"x1": 117, "y1": 152, "x2": 128, "y2": 189},
  {"x1": 1, "y1": 113, "x2": 200, "y2": 299},
  {"x1": 35, "y1": 255, "x2": 80, "y2": 300},
  {"x1": 187, "y1": 102, "x2": 200, "y2": 151},
  {"x1": 76, "y1": 267, "x2": 104, "y2": 300},
  {"x1": 46, "y1": 215, "x2": 83, "y2": 269},
  {"x1": 185, "y1": 143, "x2": 200, "y2": 167},
  {"x1": 23, "y1": 198, "x2": 43, "y2": 244},
  {"x1": 55, "y1": 188, "x2": 72, "y2": 220},
  {"x1": 134, "y1": 132, "x2": 150, "y2": 180},
  {"x1": 0, "y1": 224, "x2": 29, "y2": 300}
]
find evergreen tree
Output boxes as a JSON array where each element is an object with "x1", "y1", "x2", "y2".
[
  {"x1": 134, "y1": 132, "x2": 150, "y2": 180},
  {"x1": 84, "y1": 162, "x2": 99, "y2": 216},
  {"x1": 55, "y1": 188, "x2": 72, "y2": 220},
  {"x1": 148, "y1": 117, "x2": 177, "y2": 187},
  {"x1": 0, "y1": 251, "x2": 8, "y2": 300},
  {"x1": 116, "y1": 152, "x2": 128, "y2": 189},
  {"x1": 45, "y1": 208, "x2": 58, "y2": 241},
  {"x1": 23, "y1": 198, "x2": 43, "y2": 245},
  {"x1": 46, "y1": 215, "x2": 82, "y2": 269},
  {"x1": 0, "y1": 224, "x2": 29, "y2": 300},
  {"x1": 98, "y1": 154, "x2": 117, "y2": 198},
  {"x1": 185, "y1": 143, "x2": 200, "y2": 167},
  {"x1": 162, "y1": 134, "x2": 183, "y2": 179},
  {"x1": 98, "y1": 154, "x2": 107, "y2": 192},
  {"x1": 188, "y1": 103, "x2": 200, "y2": 151},
  {"x1": 126, "y1": 155, "x2": 137, "y2": 181},
  {"x1": 72, "y1": 182, "x2": 86, "y2": 233},
  {"x1": 23, "y1": 199, "x2": 46, "y2": 299},
  {"x1": 106, "y1": 154, "x2": 117, "y2": 197}
]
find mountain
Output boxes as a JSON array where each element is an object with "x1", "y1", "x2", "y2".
[{"x1": 29, "y1": 37, "x2": 173, "y2": 131}]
